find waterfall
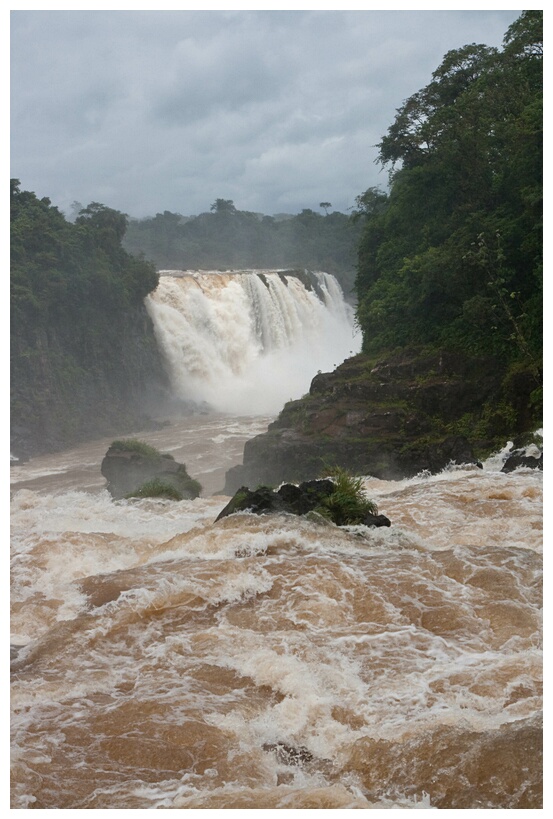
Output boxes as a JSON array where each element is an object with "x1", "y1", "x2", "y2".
[{"x1": 145, "y1": 269, "x2": 360, "y2": 415}]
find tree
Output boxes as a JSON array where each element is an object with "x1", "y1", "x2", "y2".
[
  {"x1": 354, "y1": 11, "x2": 542, "y2": 370},
  {"x1": 122, "y1": 201, "x2": 363, "y2": 289},
  {"x1": 319, "y1": 202, "x2": 332, "y2": 215},
  {"x1": 503, "y1": 9, "x2": 542, "y2": 58},
  {"x1": 76, "y1": 202, "x2": 128, "y2": 242},
  {"x1": 377, "y1": 43, "x2": 498, "y2": 171},
  {"x1": 350, "y1": 188, "x2": 387, "y2": 222},
  {"x1": 210, "y1": 198, "x2": 236, "y2": 214}
]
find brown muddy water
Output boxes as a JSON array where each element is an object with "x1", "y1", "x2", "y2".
[{"x1": 10, "y1": 417, "x2": 542, "y2": 809}]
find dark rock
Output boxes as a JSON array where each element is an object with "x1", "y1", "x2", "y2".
[
  {"x1": 10, "y1": 425, "x2": 35, "y2": 464},
  {"x1": 401, "y1": 435, "x2": 478, "y2": 476},
  {"x1": 277, "y1": 479, "x2": 335, "y2": 514},
  {"x1": 216, "y1": 479, "x2": 336, "y2": 522},
  {"x1": 11, "y1": 304, "x2": 173, "y2": 459},
  {"x1": 501, "y1": 452, "x2": 543, "y2": 473},
  {"x1": 363, "y1": 513, "x2": 391, "y2": 528},
  {"x1": 215, "y1": 485, "x2": 285, "y2": 520},
  {"x1": 101, "y1": 444, "x2": 201, "y2": 500},
  {"x1": 263, "y1": 742, "x2": 314, "y2": 766}
]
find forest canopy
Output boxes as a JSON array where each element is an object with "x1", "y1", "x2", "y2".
[
  {"x1": 122, "y1": 202, "x2": 362, "y2": 297},
  {"x1": 354, "y1": 11, "x2": 542, "y2": 375},
  {"x1": 10, "y1": 181, "x2": 164, "y2": 453},
  {"x1": 11, "y1": 181, "x2": 158, "y2": 328}
]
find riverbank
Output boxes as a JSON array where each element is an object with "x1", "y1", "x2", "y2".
[{"x1": 224, "y1": 347, "x2": 541, "y2": 493}]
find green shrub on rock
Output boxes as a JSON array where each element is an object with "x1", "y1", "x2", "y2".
[
  {"x1": 215, "y1": 472, "x2": 388, "y2": 527},
  {"x1": 102, "y1": 439, "x2": 202, "y2": 500},
  {"x1": 126, "y1": 479, "x2": 183, "y2": 500},
  {"x1": 317, "y1": 466, "x2": 378, "y2": 526},
  {"x1": 110, "y1": 439, "x2": 164, "y2": 458}
]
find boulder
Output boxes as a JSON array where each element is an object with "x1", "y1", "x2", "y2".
[
  {"x1": 501, "y1": 451, "x2": 543, "y2": 473},
  {"x1": 215, "y1": 478, "x2": 390, "y2": 528},
  {"x1": 363, "y1": 513, "x2": 392, "y2": 528},
  {"x1": 263, "y1": 743, "x2": 314, "y2": 766},
  {"x1": 101, "y1": 440, "x2": 201, "y2": 500},
  {"x1": 215, "y1": 479, "x2": 335, "y2": 522}
]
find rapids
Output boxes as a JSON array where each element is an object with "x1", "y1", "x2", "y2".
[
  {"x1": 145, "y1": 270, "x2": 361, "y2": 415},
  {"x1": 10, "y1": 419, "x2": 542, "y2": 809}
]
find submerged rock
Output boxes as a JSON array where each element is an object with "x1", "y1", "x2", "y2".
[
  {"x1": 363, "y1": 513, "x2": 392, "y2": 528},
  {"x1": 263, "y1": 743, "x2": 314, "y2": 766}
]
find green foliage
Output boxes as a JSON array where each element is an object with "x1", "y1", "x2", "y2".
[
  {"x1": 354, "y1": 12, "x2": 542, "y2": 375},
  {"x1": 110, "y1": 439, "x2": 162, "y2": 458},
  {"x1": 125, "y1": 479, "x2": 183, "y2": 500},
  {"x1": 529, "y1": 387, "x2": 542, "y2": 415},
  {"x1": 11, "y1": 180, "x2": 163, "y2": 451},
  {"x1": 446, "y1": 400, "x2": 517, "y2": 442},
  {"x1": 316, "y1": 466, "x2": 378, "y2": 526},
  {"x1": 123, "y1": 202, "x2": 362, "y2": 297},
  {"x1": 11, "y1": 181, "x2": 158, "y2": 327},
  {"x1": 461, "y1": 232, "x2": 541, "y2": 376},
  {"x1": 210, "y1": 198, "x2": 237, "y2": 214}
]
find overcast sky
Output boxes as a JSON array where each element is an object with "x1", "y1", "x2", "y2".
[{"x1": 11, "y1": 7, "x2": 523, "y2": 219}]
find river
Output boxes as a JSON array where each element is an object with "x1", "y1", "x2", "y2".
[{"x1": 10, "y1": 416, "x2": 542, "y2": 809}]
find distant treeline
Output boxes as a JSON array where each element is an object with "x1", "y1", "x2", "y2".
[
  {"x1": 353, "y1": 11, "x2": 542, "y2": 380},
  {"x1": 123, "y1": 199, "x2": 362, "y2": 298}
]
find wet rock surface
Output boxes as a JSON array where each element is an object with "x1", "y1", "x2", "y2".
[
  {"x1": 501, "y1": 451, "x2": 543, "y2": 473},
  {"x1": 216, "y1": 479, "x2": 391, "y2": 527},
  {"x1": 224, "y1": 349, "x2": 526, "y2": 493},
  {"x1": 101, "y1": 445, "x2": 201, "y2": 500},
  {"x1": 216, "y1": 480, "x2": 336, "y2": 522}
]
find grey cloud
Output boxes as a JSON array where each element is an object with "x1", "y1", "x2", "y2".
[
  {"x1": 153, "y1": 42, "x2": 281, "y2": 126},
  {"x1": 11, "y1": 9, "x2": 520, "y2": 218}
]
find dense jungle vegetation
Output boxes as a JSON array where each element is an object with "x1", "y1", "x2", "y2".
[
  {"x1": 123, "y1": 201, "x2": 362, "y2": 298},
  {"x1": 11, "y1": 184, "x2": 168, "y2": 455},
  {"x1": 354, "y1": 11, "x2": 542, "y2": 385},
  {"x1": 11, "y1": 185, "x2": 159, "y2": 323}
]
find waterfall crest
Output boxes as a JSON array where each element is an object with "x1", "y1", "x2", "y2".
[{"x1": 146, "y1": 269, "x2": 360, "y2": 415}]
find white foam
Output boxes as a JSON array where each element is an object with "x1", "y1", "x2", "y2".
[{"x1": 146, "y1": 270, "x2": 360, "y2": 414}]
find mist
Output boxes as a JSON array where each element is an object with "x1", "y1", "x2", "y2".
[{"x1": 145, "y1": 270, "x2": 361, "y2": 415}]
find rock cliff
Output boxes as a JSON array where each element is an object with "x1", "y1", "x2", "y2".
[
  {"x1": 224, "y1": 348, "x2": 539, "y2": 493},
  {"x1": 11, "y1": 305, "x2": 171, "y2": 460}
]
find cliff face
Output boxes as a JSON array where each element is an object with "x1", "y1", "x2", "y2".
[
  {"x1": 11, "y1": 304, "x2": 171, "y2": 459},
  {"x1": 224, "y1": 349, "x2": 539, "y2": 493}
]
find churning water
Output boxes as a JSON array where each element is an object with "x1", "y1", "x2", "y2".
[
  {"x1": 10, "y1": 419, "x2": 542, "y2": 809},
  {"x1": 145, "y1": 270, "x2": 360, "y2": 414}
]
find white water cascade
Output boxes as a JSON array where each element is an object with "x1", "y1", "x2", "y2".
[{"x1": 145, "y1": 269, "x2": 360, "y2": 415}]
